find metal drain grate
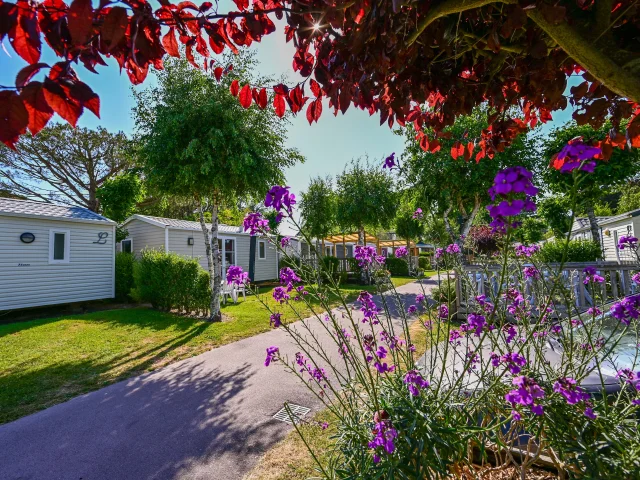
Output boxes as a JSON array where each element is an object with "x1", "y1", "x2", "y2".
[{"x1": 273, "y1": 404, "x2": 310, "y2": 424}]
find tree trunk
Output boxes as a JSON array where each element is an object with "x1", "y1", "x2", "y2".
[
  {"x1": 198, "y1": 202, "x2": 222, "y2": 322},
  {"x1": 585, "y1": 202, "x2": 602, "y2": 248}
]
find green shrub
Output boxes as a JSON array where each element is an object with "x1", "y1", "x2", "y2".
[
  {"x1": 418, "y1": 256, "x2": 430, "y2": 270},
  {"x1": 114, "y1": 252, "x2": 136, "y2": 302},
  {"x1": 419, "y1": 251, "x2": 433, "y2": 257},
  {"x1": 431, "y1": 278, "x2": 456, "y2": 304},
  {"x1": 279, "y1": 255, "x2": 301, "y2": 271},
  {"x1": 131, "y1": 249, "x2": 211, "y2": 314},
  {"x1": 537, "y1": 239, "x2": 602, "y2": 263},
  {"x1": 347, "y1": 257, "x2": 362, "y2": 275},
  {"x1": 385, "y1": 256, "x2": 409, "y2": 276},
  {"x1": 320, "y1": 255, "x2": 340, "y2": 274}
]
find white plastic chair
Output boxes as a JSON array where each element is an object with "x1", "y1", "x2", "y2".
[
  {"x1": 221, "y1": 281, "x2": 237, "y2": 304},
  {"x1": 235, "y1": 284, "x2": 246, "y2": 301}
]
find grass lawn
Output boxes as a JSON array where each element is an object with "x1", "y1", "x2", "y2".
[{"x1": 0, "y1": 278, "x2": 417, "y2": 425}]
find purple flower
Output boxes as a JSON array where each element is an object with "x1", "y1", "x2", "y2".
[
  {"x1": 279, "y1": 267, "x2": 301, "y2": 292},
  {"x1": 358, "y1": 291, "x2": 379, "y2": 322},
  {"x1": 407, "y1": 304, "x2": 417, "y2": 314},
  {"x1": 584, "y1": 407, "x2": 597, "y2": 420},
  {"x1": 445, "y1": 243, "x2": 461, "y2": 254},
  {"x1": 435, "y1": 248, "x2": 444, "y2": 259},
  {"x1": 618, "y1": 235, "x2": 638, "y2": 250},
  {"x1": 501, "y1": 352, "x2": 527, "y2": 374},
  {"x1": 416, "y1": 293, "x2": 425, "y2": 303},
  {"x1": 505, "y1": 376, "x2": 545, "y2": 415},
  {"x1": 558, "y1": 141, "x2": 602, "y2": 162},
  {"x1": 280, "y1": 237, "x2": 291, "y2": 248},
  {"x1": 321, "y1": 422, "x2": 329, "y2": 430},
  {"x1": 272, "y1": 286, "x2": 290, "y2": 304},
  {"x1": 264, "y1": 346, "x2": 279, "y2": 366},
  {"x1": 553, "y1": 377, "x2": 590, "y2": 405},
  {"x1": 382, "y1": 152, "x2": 396, "y2": 169},
  {"x1": 375, "y1": 346, "x2": 387, "y2": 359},
  {"x1": 504, "y1": 325, "x2": 518, "y2": 344},
  {"x1": 587, "y1": 306, "x2": 602, "y2": 316},
  {"x1": 404, "y1": 369, "x2": 430, "y2": 396},
  {"x1": 632, "y1": 272, "x2": 640, "y2": 283},
  {"x1": 512, "y1": 410, "x2": 522, "y2": 422},
  {"x1": 487, "y1": 167, "x2": 537, "y2": 233},
  {"x1": 395, "y1": 246, "x2": 408, "y2": 258},
  {"x1": 265, "y1": 185, "x2": 296, "y2": 213},
  {"x1": 583, "y1": 266, "x2": 604, "y2": 284},
  {"x1": 226, "y1": 265, "x2": 249, "y2": 285},
  {"x1": 632, "y1": 399, "x2": 640, "y2": 406},
  {"x1": 438, "y1": 304, "x2": 449, "y2": 319},
  {"x1": 523, "y1": 266, "x2": 540, "y2": 279},
  {"x1": 270, "y1": 312, "x2": 282, "y2": 328},
  {"x1": 466, "y1": 313, "x2": 486, "y2": 336},
  {"x1": 412, "y1": 208, "x2": 423, "y2": 219},
  {"x1": 610, "y1": 294, "x2": 640, "y2": 325},
  {"x1": 373, "y1": 361, "x2": 395, "y2": 374},
  {"x1": 449, "y1": 328, "x2": 462, "y2": 345},
  {"x1": 354, "y1": 245, "x2": 380, "y2": 268},
  {"x1": 368, "y1": 419, "x2": 397, "y2": 456},
  {"x1": 243, "y1": 212, "x2": 270, "y2": 235},
  {"x1": 514, "y1": 244, "x2": 540, "y2": 257}
]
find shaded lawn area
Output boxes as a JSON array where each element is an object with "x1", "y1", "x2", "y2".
[{"x1": 0, "y1": 279, "x2": 416, "y2": 425}]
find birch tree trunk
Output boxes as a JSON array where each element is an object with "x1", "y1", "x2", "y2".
[
  {"x1": 585, "y1": 202, "x2": 602, "y2": 248},
  {"x1": 198, "y1": 202, "x2": 221, "y2": 322}
]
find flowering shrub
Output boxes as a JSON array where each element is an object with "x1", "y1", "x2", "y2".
[{"x1": 242, "y1": 149, "x2": 640, "y2": 479}]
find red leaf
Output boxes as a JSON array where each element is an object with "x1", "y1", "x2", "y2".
[
  {"x1": 273, "y1": 93, "x2": 285, "y2": 118},
  {"x1": 0, "y1": 90, "x2": 29, "y2": 149},
  {"x1": 230, "y1": 79, "x2": 240, "y2": 97},
  {"x1": 68, "y1": 0, "x2": 93, "y2": 45},
  {"x1": 310, "y1": 79, "x2": 321, "y2": 98},
  {"x1": 20, "y1": 81, "x2": 53, "y2": 135},
  {"x1": 102, "y1": 6, "x2": 128, "y2": 51},
  {"x1": 464, "y1": 142, "x2": 474, "y2": 162},
  {"x1": 162, "y1": 28, "x2": 180, "y2": 58},
  {"x1": 257, "y1": 88, "x2": 267, "y2": 109},
  {"x1": 239, "y1": 84, "x2": 252, "y2": 108},
  {"x1": 306, "y1": 99, "x2": 315, "y2": 124},
  {"x1": 43, "y1": 79, "x2": 82, "y2": 127},
  {"x1": 450, "y1": 141, "x2": 464, "y2": 160},
  {"x1": 9, "y1": 4, "x2": 41, "y2": 63},
  {"x1": 214, "y1": 67, "x2": 223, "y2": 81},
  {"x1": 185, "y1": 43, "x2": 199, "y2": 69},
  {"x1": 628, "y1": 114, "x2": 640, "y2": 148},
  {"x1": 15, "y1": 63, "x2": 49, "y2": 88},
  {"x1": 69, "y1": 81, "x2": 100, "y2": 118},
  {"x1": 429, "y1": 139, "x2": 441, "y2": 153},
  {"x1": 354, "y1": 7, "x2": 366, "y2": 24},
  {"x1": 233, "y1": 0, "x2": 249, "y2": 9}
]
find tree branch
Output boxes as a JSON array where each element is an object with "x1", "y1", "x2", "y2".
[
  {"x1": 526, "y1": 8, "x2": 640, "y2": 102},
  {"x1": 406, "y1": 0, "x2": 514, "y2": 46}
]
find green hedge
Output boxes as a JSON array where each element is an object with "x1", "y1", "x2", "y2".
[
  {"x1": 114, "y1": 252, "x2": 135, "y2": 302},
  {"x1": 537, "y1": 239, "x2": 602, "y2": 263},
  {"x1": 385, "y1": 256, "x2": 409, "y2": 276},
  {"x1": 131, "y1": 249, "x2": 211, "y2": 314},
  {"x1": 418, "y1": 256, "x2": 430, "y2": 270},
  {"x1": 320, "y1": 255, "x2": 340, "y2": 274}
]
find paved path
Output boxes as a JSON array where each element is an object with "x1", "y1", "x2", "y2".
[{"x1": 0, "y1": 279, "x2": 438, "y2": 480}]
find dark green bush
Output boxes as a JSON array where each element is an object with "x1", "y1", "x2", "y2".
[
  {"x1": 347, "y1": 257, "x2": 362, "y2": 275},
  {"x1": 320, "y1": 255, "x2": 340, "y2": 274},
  {"x1": 131, "y1": 249, "x2": 211, "y2": 314},
  {"x1": 385, "y1": 256, "x2": 409, "y2": 276},
  {"x1": 418, "y1": 256, "x2": 430, "y2": 270},
  {"x1": 279, "y1": 255, "x2": 301, "y2": 271},
  {"x1": 114, "y1": 252, "x2": 135, "y2": 302},
  {"x1": 537, "y1": 239, "x2": 602, "y2": 263},
  {"x1": 431, "y1": 278, "x2": 456, "y2": 304}
]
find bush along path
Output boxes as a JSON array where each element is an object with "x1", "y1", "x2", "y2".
[{"x1": 0, "y1": 278, "x2": 437, "y2": 480}]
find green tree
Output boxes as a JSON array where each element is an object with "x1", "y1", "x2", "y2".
[
  {"x1": 617, "y1": 183, "x2": 640, "y2": 214},
  {"x1": 394, "y1": 201, "x2": 425, "y2": 270},
  {"x1": 513, "y1": 216, "x2": 547, "y2": 245},
  {"x1": 134, "y1": 53, "x2": 303, "y2": 321},
  {"x1": 0, "y1": 124, "x2": 132, "y2": 212},
  {"x1": 97, "y1": 172, "x2": 146, "y2": 242},
  {"x1": 537, "y1": 196, "x2": 574, "y2": 239},
  {"x1": 540, "y1": 121, "x2": 640, "y2": 244},
  {"x1": 336, "y1": 159, "x2": 397, "y2": 245},
  {"x1": 300, "y1": 176, "x2": 336, "y2": 254},
  {"x1": 403, "y1": 108, "x2": 537, "y2": 248}
]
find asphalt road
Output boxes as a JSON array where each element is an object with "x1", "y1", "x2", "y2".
[{"x1": 0, "y1": 278, "x2": 437, "y2": 480}]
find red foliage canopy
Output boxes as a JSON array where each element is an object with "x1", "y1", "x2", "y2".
[{"x1": 0, "y1": 0, "x2": 639, "y2": 158}]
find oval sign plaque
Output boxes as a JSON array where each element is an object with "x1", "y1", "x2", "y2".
[{"x1": 20, "y1": 232, "x2": 35, "y2": 244}]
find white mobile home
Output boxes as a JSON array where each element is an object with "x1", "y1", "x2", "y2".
[
  {"x1": 570, "y1": 208, "x2": 639, "y2": 262},
  {"x1": 0, "y1": 198, "x2": 116, "y2": 311},
  {"x1": 120, "y1": 215, "x2": 278, "y2": 282}
]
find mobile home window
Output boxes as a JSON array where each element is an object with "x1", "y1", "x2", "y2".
[
  {"x1": 121, "y1": 239, "x2": 132, "y2": 254},
  {"x1": 259, "y1": 240, "x2": 266, "y2": 259},
  {"x1": 49, "y1": 229, "x2": 70, "y2": 263}
]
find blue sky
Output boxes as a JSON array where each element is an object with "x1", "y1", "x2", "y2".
[{"x1": 0, "y1": 7, "x2": 578, "y2": 205}]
